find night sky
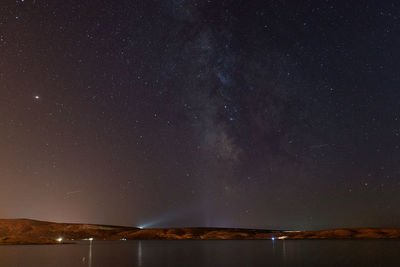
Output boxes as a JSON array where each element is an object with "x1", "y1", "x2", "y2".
[{"x1": 2, "y1": 0, "x2": 400, "y2": 230}]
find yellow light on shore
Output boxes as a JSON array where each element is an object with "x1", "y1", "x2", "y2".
[{"x1": 56, "y1": 237, "x2": 63, "y2": 242}]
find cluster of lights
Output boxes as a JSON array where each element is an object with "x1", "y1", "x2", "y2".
[
  {"x1": 57, "y1": 237, "x2": 94, "y2": 242},
  {"x1": 271, "y1": 236, "x2": 288, "y2": 240}
]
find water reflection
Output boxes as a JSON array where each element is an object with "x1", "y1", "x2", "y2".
[
  {"x1": 0, "y1": 240, "x2": 399, "y2": 266},
  {"x1": 82, "y1": 240, "x2": 93, "y2": 267},
  {"x1": 272, "y1": 239, "x2": 276, "y2": 254},
  {"x1": 282, "y1": 240, "x2": 287, "y2": 265},
  {"x1": 137, "y1": 241, "x2": 142, "y2": 266},
  {"x1": 88, "y1": 240, "x2": 93, "y2": 267}
]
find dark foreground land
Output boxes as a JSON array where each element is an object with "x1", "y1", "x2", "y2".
[{"x1": 1, "y1": 219, "x2": 400, "y2": 244}]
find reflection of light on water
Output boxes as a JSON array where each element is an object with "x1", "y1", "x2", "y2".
[
  {"x1": 138, "y1": 241, "x2": 142, "y2": 267},
  {"x1": 88, "y1": 240, "x2": 93, "y2": 267},
  {"x1": 282, "y1": 240, "x2": 287, "y2": 265},
  {"x1": 272, "y1": 237, "x2": 276, "y2": 254}
]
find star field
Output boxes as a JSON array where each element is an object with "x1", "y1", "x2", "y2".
[{"x1": 1, "y1": 0, "x2": 400, "y2": 229}]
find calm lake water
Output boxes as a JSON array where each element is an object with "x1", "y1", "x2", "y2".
[{"x1": 0, "y1": 240, "x2": 399, "y2": 267}]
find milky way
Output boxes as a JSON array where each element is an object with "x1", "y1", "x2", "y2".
[{"x1": 1, "y1": 0, "x2": 400, "y2": 229}]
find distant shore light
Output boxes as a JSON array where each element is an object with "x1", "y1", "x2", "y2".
[{"x1": 56, "y1": 237, "x2": 63, "y2": 242}]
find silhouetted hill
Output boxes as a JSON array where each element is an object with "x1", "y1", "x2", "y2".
[
  {"x1": 1, "y1": 219, "x2": 400, "y2": 244},
  {"x1": 0, "y1": 219, "x2": 137, "y2": 244},
  {"x1": 284, "y1": 228, "x2": 400, "y2": 239}
]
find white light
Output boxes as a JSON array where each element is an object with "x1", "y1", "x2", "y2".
[
  {"x1": 56, "y1": 237, "x2": 63, "y2": 242},
  {"x1": 271, "y1": 237, "x2": 275, "y2": 241},
  {"x1": 34, "y1": 95, "x2": 40, "y2": 99},
  {"x1": 88, "y1": 237, "x2": 94, "y2": 241}
]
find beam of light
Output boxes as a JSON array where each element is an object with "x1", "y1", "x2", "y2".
[
  {"x1": 137, "y1": 219, "x2": 165, "y2": 229},
  {"x1": 137, "y1": 210, "x2": 183, "y2": 229},
  {"x1": 137, "y1": 220, "x2": 162, "y2": 229}
]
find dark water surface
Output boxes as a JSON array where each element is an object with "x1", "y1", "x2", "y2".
[{"x1": 1, "y1": 240, "x2": 400, "y2": 267}]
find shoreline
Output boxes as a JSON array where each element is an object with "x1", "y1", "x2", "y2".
[{"x1": 1, "y1": 219, "x2": 400, "y2": 245}]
